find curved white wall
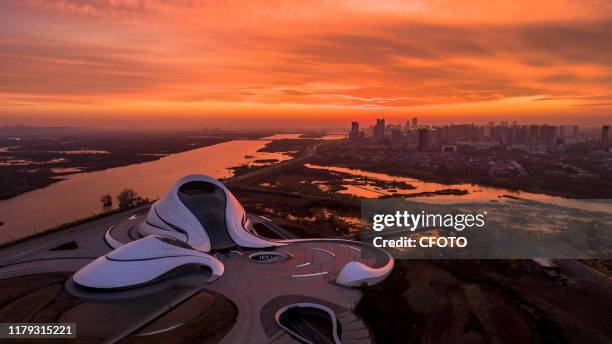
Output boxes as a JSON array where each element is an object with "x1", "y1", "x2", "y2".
[
  {"x1": 73, "y1": 236, "x2": 224, "y2": 289},
  {"x1": 139, "y1": 174, "x2": 282, "y2": 252},
  {"x1": 336, "y1": 258, "x2": 394, "y2": 287}
]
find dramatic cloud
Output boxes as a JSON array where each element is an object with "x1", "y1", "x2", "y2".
[{"x1": 0, "y1": 0, "x2": 611, "y2": 127}]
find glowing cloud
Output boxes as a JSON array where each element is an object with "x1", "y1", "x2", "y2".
[{"x1": 1, "y1": 0, "x2": 611, "y2": 127}]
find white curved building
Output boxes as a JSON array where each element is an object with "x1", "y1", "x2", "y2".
[
  {"x1": 73, "y1": 235, "x2": 224, "y2": 289},
  {"x1": 73, "y1": 174, "x2": 394, "y2": 291},
  {"x1": 139, "y1": 174, "x2": 282, "y2": 252}
]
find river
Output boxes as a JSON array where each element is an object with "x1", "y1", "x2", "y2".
[
  {"x1": 2, "y1": 132, "x2": 607, "y2": 243},
  {"x1": 304, "y1": 164, "x2": 612, "y2": 214},
  {"x1": 0, "y1": 134, "x2": 299, "y2": 243}
]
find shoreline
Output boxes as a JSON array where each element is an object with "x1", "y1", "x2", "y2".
[
  {"x1": 0, "y1": 135, "x2": 320, "y2": 247},
  {"x1": 0, "y1": 202, "x2": 151, "y2": 249},
  {"x1": 0, "y1": 132, "x2": 286, "y2": 202},
  {"x1": 0, "y1": 137, "x2": 236, "y2": 201},
  {"x1": 2, "y1": 136, "x2": 607, "y2": 248},
  {"x1": 311, "y1": 158, "x2": 612, "y2": 200}
]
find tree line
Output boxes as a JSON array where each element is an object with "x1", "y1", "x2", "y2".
[{"x1": 100, "y1": 189, "x2": 148, "y2": 210}]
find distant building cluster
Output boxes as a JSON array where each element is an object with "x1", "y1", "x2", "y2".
[{"x1": 348, "y1": 117, "x2": 611, "y2": 153}]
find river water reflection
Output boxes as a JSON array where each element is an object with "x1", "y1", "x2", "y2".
[
  {"x1": 1, "y1": 133, "x2": 607, "y2": 243},
  {"x1": 0, "y1": 135, "x2": 296, "y2": 242},
  {"x1": 304, "y1": 164, "x2": 612, "y2": 214}
]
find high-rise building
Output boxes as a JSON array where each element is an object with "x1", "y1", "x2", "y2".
[
  {"x1": 515, "y1": 125, "x2": 528, "y2": 145},
  {"x1": 499, "y1": 126, "x2": 512, "y2": 145},
  {"x1": 528, "y1": 125, "x2": 540, "y2": 144},
  {"x1": 434, "y1": 126, "x2": 445, "y2": 144},
  {"x1": 374, "y1": 118, "x2": 385, "y2": 144},
  {"x1": 411, "y1": 117, "x2": 418, "y2": 129},
  {"x1": 540, "y1": 125, "x2": 557, "y2": 146},
  {"x1": 349, "y1": 121, "x2": 360, "y2": 140},
  {"x1": 602, "y1": 125, "x2": 610, "y2": 150},
  {"x1": 483, "y1": 124, "x2": 492, "y2": 139},
  {"x1": 418, "y1": 128, "x2": 429, "y2": 151},
  {"x1": 390, "y1": 128, "x2": 402, "y2": 146}
]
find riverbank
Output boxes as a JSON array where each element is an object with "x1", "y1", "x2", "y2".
[
  {"x1": 0, "y1": 202, "x2": 151, "y2": 249},
  {"x1": 0, "y1": 132, "x2": 271, "y2": 201},
  {"x1": 0, "y1": 135, "x2": 299, "y2": 243},
  {"x1": 313, "y1": 156, "x2": 611, "y2": 200},
  {"x1": 314, "y1": 142, "x2": 612, "y2": 200},
  {"x1": 227, "y1": 138, "x2": 322, "y2": 177}
]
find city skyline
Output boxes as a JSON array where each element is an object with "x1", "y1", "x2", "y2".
[
  {"x1": 0, "y1": 117, "x2": 610, "y2": 132},
  {"x1": 1, "y1": 1, "x2": 611, "y2": 129},
  {"x1": 350, "y1": 117, "x2": 609, "y2": 143}
]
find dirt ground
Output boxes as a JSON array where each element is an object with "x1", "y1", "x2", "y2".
[{"x1": 357, "y1": 259, "x2": 611, "y2": 344}]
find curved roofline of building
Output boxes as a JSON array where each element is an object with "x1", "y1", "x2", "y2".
[{"x1": 139, "y1": 174, "x2": 284, "y2": 252}]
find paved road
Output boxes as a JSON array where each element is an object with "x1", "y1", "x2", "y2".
[{"x1": 227, "y1": 139, "x2": 337, "y2": 185}]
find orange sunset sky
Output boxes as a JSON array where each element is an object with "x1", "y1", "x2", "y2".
[{"x1": 1, "y1": 0, "x2": 611, "y2": 129}]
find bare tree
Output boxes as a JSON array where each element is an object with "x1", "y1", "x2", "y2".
[
  {"x1": 116, "y1": 189, "x2": 138, "y2": 209},
  {"x1": 100, "y1": 194, "x2": 113, "y2": 210}
]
